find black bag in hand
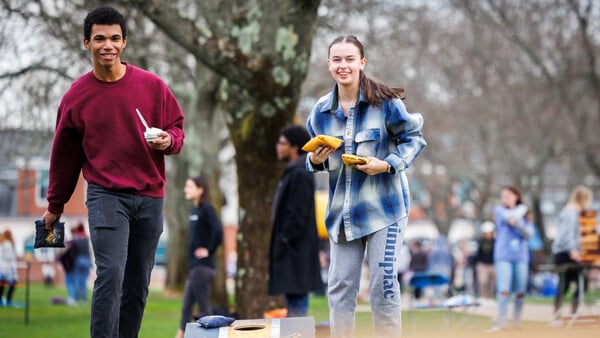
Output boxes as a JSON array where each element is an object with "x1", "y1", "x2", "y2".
[{"x1": 34, "y1": 220, "x2": 65, "y2": 248}]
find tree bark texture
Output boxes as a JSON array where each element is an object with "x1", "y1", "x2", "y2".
[{"x1": 130, "y1": 0, "x2": 322, "y2": 318}]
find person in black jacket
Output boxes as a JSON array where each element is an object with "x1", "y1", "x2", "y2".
[
  {"x1": 475, "y1": 221, "x2": 496, "y2": 299},
  {"x1": 269, "y1": 125, "x2": 323, "y2": 317},
  {"x1": 176, "y1": 176, "x2": 223, "y2": 338},
  {"x1": 408, "y1": 240, "x2": 428, "y2": 299}
]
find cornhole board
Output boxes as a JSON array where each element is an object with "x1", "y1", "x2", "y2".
[
  {"x1": 184, "y1": 316, "x2": 315, "y2": 338},
  {"x1": 579, "y1": 210, "x2": 599, "y2": 263}
]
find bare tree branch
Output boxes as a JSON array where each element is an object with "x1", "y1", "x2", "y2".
[{"x1": 0, "y1": 63, "x2": 73, "y2": 81}]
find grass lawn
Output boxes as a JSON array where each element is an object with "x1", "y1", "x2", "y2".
[
  {"x1": 0, "y1": 283, "x2": 462, "y2": 337},
  {"x1": 0, "y1": 283, "x2": 182, "y2": 338},
  {"x1": 1, "y1": 283, "x2": 597, "y2": 338}
]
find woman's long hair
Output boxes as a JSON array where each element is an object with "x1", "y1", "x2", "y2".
[
  {"x1": 328, "y1": 35, "x2": 406, "y2": 106},
  {"x1": 565, "y1": 185, "x2": 593, "y2": 212},
  {"x1": 190, "y1": 176, "x2": 211, "y2": 205},
  {"x1": 502, "y1": 185, "x2": 523, "y2": 206},
  {"x1": 1, "y1": 230, "x2": 14, "y2": 245}
]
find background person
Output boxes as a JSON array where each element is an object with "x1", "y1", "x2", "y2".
[
  {"x1": 474, "y1": 221, "x2": 495, "y2": 299},
  {"x1": 306, "y1": 35, "x2": 426, "y2": 337},
  {"x1": 268, "y1": 125, "x2": 323, "y2": 317},
  {"x1": 489, "y1": 186, "x2": 533, "y2": 332},
  {"x1": 0, "y1": 230, "x2": 18, "y2": 307},
  {"x1": 426, "y1": 236, "x2": 454, "y2": 298},
  {"x1": 64, "y1": 222, "x2": 92, "y2": 305},
  {"x1": 551, "y1": 185, "x2": 594, "y2": 322},
  {"x1": 525, "y1": 210, "x2": 543, "y2": 295},
  {"x1": 41, "y1": 6, "x2": 184, "y2": 337},
  {"x1": 176, "y1": 176, "x2": 223, "y2": 338},
  {"x1": 408, "y1": 240, "x2": 428, "y2": 300}
]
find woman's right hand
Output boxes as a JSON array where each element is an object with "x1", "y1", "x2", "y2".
[
  {"x1": 309, "y1": 145, "x2": 336, "y2": 165},
  {"x1": 194, "y1": 247, "x2": 209, "y2": 259},
  {"x1": 569, "y1": 250, "x2": 581, "y2": 262}
]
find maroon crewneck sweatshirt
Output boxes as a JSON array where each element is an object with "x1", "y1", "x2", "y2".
[{"x1": 47, "y1": 63, "x2": 184, "y2": 214}]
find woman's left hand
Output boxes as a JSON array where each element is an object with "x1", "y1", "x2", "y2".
[{"x1": 356, "y1": 157, "x2": 390, "y2": 176}]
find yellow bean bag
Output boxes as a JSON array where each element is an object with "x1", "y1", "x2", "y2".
[
  {"x1": 341, "y1": 154, "x2": 369, "y2": 165},
  {"x1": 301, "y1": 135, "x2": 343, "y2": 152}
]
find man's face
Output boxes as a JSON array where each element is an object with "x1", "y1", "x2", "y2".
[
  {"x1": 276, "y1": 135, "x2": 294, "y2": 162},
  {"x1": 83, "y1": 24, "x2": 127, "y2": 70}
]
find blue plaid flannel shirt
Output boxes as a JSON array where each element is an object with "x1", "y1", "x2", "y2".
[{"x1": 306, "y1": 86, "x2": 426, "y2": 242}]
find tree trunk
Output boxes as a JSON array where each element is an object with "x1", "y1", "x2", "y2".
[
  {"x1": 227, "y1": 102, "x2": 292, "y2": 318},
  {"x1": 165, "y1": 69, "x2": 229, "y2": 310},
  {"x1": 165, "y1": 157, "x2": 192, "y2": 290},
  {"x1": 530, "y1": 190, "x2": 551, "y2": 257}
]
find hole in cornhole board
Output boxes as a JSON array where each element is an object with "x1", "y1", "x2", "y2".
[{"x1": 233, "y1": 324, "x2": 267, "y2": 331}]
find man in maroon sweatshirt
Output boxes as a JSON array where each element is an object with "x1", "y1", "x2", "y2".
[{"x1": 41, "y1": 6, "x2": 184, "y2": 338}]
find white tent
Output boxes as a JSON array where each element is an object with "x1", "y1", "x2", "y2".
[{"x1": 405, "y1": 219, "x2": 439, "y2": 242}]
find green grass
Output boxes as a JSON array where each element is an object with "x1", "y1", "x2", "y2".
[
  {"x1": 0, "y1": 283, "x2": 182, "y2": 338},
  {"x1": 0, "y1": 283, "x2": 91, "y2": 337},
  {"x1": 5, "y1": 283, "x2": 597, "y2": 338},
  {"x1": 0, "y1": 283, "x2": 483, "y2": 337}
]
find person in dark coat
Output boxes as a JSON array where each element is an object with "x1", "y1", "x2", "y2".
[
  {"x1": 409, "y1": 240, "x2": 428, "y2": 299},
  {"x1": 269, "y1": 125, "x2": 323, "y2": 317}
]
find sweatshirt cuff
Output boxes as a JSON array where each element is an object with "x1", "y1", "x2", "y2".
[
  {"x1": 306, "y1": 154, "x2": 326, "y2": 171},
  {"x1": 48, "y1": 203, "x2": 65, "y2": 215}
]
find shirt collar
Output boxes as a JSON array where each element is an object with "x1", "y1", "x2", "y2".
[{"x1": 325, "y1": 84, "x2": 368, "y2": 114}]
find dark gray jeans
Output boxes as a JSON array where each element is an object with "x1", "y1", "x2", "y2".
[
  {"x1": 179, "y1": 265, "x2": 216, "y2": 330},
  {"x1": 86, "y1": 184, "x2": 163, "y2": 338}
]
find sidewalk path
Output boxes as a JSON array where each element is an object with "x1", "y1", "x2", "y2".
[
  {"x1": 467, "y1": 298, "x2": 555, "y2": 322},
  {"x1": 355, "y1": 295, "x2": 599, "y2": 323}
]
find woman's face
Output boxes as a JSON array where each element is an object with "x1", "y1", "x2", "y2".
[
  {"x1": 500, "y1": 188, "x2": 518, "y2": 208},
  {"x1": 183, "y1": 179, "x2": 203, "y2": 202},
  {"x1": 328, "y1": 42, "x2": 366, "y2": 88}
]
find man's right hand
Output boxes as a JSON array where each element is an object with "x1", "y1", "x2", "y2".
[{"x1": 42, "y1": 210, "x2": 60, "y2": 230}]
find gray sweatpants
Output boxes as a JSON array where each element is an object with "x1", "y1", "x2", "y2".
[{"x1": 328, "y1": 219, "x2": 406, "y2": 338}]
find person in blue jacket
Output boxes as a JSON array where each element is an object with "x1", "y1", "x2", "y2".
[
  {"x1": 306, "y1": 35, "x2": 426, "y2": 338},
  {"x1": 488, "y1": 186, "x2": 533, "y2": 331}
]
